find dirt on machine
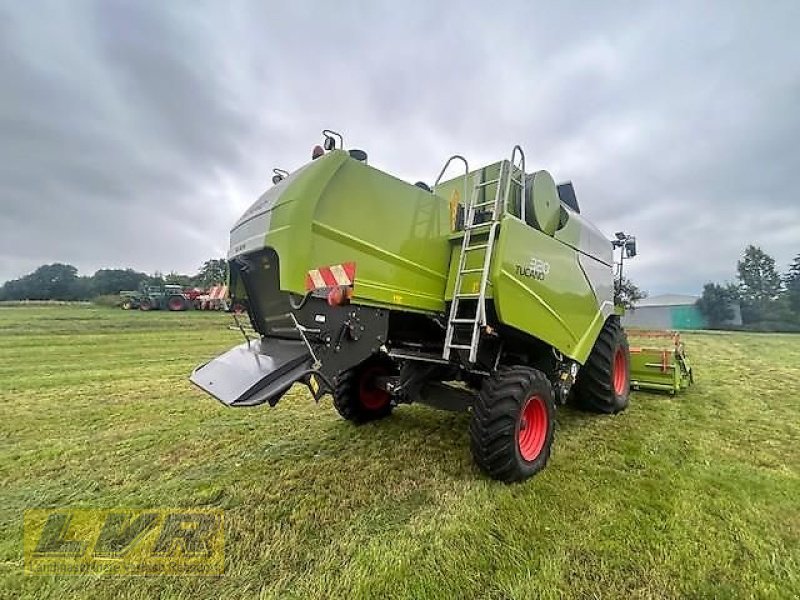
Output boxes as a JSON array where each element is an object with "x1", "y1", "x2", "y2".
[{"x1": 191, "y1": 130, "x2": 642, "y2": 482}]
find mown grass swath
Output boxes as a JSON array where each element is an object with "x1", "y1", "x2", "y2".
[{"x1": 0, "y1": 306, "x2": 798, "y2": 598}]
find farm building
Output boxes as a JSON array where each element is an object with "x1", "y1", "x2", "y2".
[{"x1": 622, "y1": 294, "x2": 742, "y2": 330}]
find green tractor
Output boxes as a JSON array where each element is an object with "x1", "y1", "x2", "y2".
[
  {"x1": 191, "y1": 131, "x2": 632, "y2": 482},
  {"x1": 121, "y1": 284, "x2": 190, "y2": 311}
]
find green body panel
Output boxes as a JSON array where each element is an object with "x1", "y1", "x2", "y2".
[
  {"x1": 493, "y1": 217, "x2": 605, "y2": 363},
  {"x1": 230, "y1": 151, "x2": 613, "y2": 362},
  {"x1": 441, "y1": 217, "x2": 604, "y2": 362},
  {"x1": 236, "y1": 151, "x2": 451, "y2": 312}
]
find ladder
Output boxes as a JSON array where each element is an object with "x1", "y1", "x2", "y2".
[{"x1": 441, "y1": 146, "x2": 526, "y2": 364}]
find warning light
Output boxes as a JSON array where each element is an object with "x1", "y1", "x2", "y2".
[{"x1": 327, "y1": 286, "x2": 353, "y2": 307}]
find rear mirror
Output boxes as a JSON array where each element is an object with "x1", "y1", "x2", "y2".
[
  {"x1": 323, "y1": 136, "x2": 336, "y2": 151},
  {"x1": 625, "y1": 238, "x2": 637, "y2": 258},
  {"x1": 272, "y1": 174, "x2": 283, "y2": 185}
]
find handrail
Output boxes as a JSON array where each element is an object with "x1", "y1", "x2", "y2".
[
  {"x1": 433, "y1": 155, "x2": 470, "y2": 208},
  {"x1": 508, "y1": 145, "x2": 526, "y2": 221},
  {"x1": 322, "y1": 129, "x2": 344, "y2": 149}
]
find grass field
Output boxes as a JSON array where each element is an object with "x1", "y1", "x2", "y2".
[{"x1": 1, "y1": 305, "x2": 798, "y2": 599}]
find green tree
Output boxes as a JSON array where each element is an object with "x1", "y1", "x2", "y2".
[
  {"x1": 696, "y1": 283, "x2": 737, "y2": 327},
  {"x1": 785, "y1": 253, "x2": 800, "y2": 316},
  {"x1": 736, "y1": 245, "x2": 783, "y2": 323},
  {"x1": 737, "y1": 245, "x2": 782, "y2": 303},
  {"x1": 164, "y1": 272, "x2": 193, "y2": 287},
  {"x1": 614, "y1": 276, "x2": 646, "y2": 310},
  {"x1": 90, "y1": 268, "x2": 149, "y2": 296},
  {"x1": 198, "y1": 259, "x2": 228, "y2": 288},
  {"x1": 0, "y1": 263, "x2": 83, "y2": 300}
]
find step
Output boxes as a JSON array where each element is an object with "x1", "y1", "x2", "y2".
[
  {"x1": 449, "y1": 318, "x2": 478, "y2": 324},
  {"x1": 388, "y1": 349, "x2": 451, "y2": 365},
  {"x1": 459, "y1": 268, "x2": 483, "y2": 274},
  {"x1": 474, "y1": 178, "x2": 501, "y2": 188},
  {"x1": 472, "y1": 199, "x2": 497, "y2": 208},
  {"x1": 464, "y1": 222, "x2": 495, "y2": 231},
  {"x1": 447, "y1": 343, "x2": 474, "y2": 350},
  {"x1": 464, "y1": 244, "x2": 488, "y2": 251}
]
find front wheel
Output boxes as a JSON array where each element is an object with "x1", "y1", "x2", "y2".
[
  {"x1": 571, "y1": 317, "x2": 630, "y2": 414},
  {"x1": 470, "y1": 366, "x2": 556, "y2": 483},
  {"x1": 332, "y1": 355, "x2": 395, "y2": 424}
]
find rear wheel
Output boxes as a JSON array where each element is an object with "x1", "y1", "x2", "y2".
[
  {"x1": 470, "y1": 366, "x2": 556, "y2": 482},
  {"x1": 168, "y1": 295, "x2": 186, "y2": 311},
  {"x1": 139, "y1": 298, "x2": 153, "y2": 311},
  {"x1": 333, "y1": 355, "x2": 395, "y2": 423},
  {"x1": 572, "y1": 317, "x2": 630, "y2": 414}
]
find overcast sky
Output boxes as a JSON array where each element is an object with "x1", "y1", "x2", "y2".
[{"x1": 1, "y1": 1, "x2": 798, "y2": 294}]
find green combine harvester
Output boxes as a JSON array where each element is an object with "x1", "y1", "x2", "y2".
[{"x1": 191, "y1": 131, "x2": 638, "y2": 482}]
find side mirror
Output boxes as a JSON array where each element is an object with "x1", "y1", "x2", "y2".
[
  {"x1": 272, "y1": 168, "x2": 289, "y2": 185},
  {"x1": 323, "y1": 136, "x2": 336, "y2": 151},
  {"x1": 625, "y1": 238, "x2": 637, "y2": 258}
]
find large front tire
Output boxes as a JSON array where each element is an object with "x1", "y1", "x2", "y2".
[
  {"x1": 572, "y1": 317, "x2": 630, "y2": 414},
  {"x1": 470, "y1": 366, "x2": 556, "y2": 483},
  {"x1": 333, "y1": 355, "x2": 395, "y2": 424}
]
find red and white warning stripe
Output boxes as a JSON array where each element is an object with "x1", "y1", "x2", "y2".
[{"x1": 305, "y1": 262, "x2": 356, "y2": 290}]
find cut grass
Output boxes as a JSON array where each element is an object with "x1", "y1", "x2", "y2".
[{"x1": 0, "y1": 305, "x2": 798, "y2": 599}]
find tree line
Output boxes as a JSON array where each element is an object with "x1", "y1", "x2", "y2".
[
  {"x1": 0, "y1": 259, "x2": 229, "y2": 302},
  {"x1": 697, "y1": 245, "x2": 800, "y2": 331}
]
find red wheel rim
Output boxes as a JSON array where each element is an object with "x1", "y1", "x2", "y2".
[
  {"x1": 517, "y1": 395, "x2": 548, "y2": 461},
  {"x1": 169, "y1": 297, "x2": 183, "y2": 310},
  {"x1": 613, "y1": 348, "x2": 628, "y2": 396},
  {"x1": 358, "y1": 366, "x2": 390, "y2": 411}
]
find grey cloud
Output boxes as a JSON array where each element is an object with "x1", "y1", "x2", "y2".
[{"x1": 0, "y1": 0, "x2": 798, "y2": 294}]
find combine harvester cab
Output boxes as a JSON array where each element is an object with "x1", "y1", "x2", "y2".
[{"x1": 192, "y1": 131, "x2": 632, "y2": 482}]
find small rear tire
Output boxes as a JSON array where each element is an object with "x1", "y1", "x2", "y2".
[
  {"x1": 139, "y1": 299, "x2": 153, "y2": 311},
  {"x1": 333, "y1": 355, "x2": 395, "y2": 424},
  {"x1": 168, "y1": 296, "x2": 186, "y2": 311},
  {"x1": 470, "y1": 366, "x2": 556, "y2": 483},
  {"x1": 571, "y1": 316, "x2": 630, "y2": 414}
]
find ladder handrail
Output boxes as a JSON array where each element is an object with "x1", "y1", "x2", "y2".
[
  {"x1": 433, "y1": 155, "x2": 470, "y2": 207},
  {"x1": 443, "y1": 145, "x2": 528, "y2": 365},
  {"x1": 508, "y1": 145, "x2": 526, "y2": 222}
]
